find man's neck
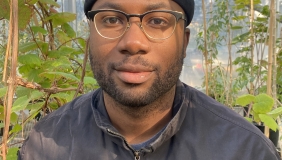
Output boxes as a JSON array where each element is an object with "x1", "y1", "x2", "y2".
[{"x1": 103, "y1": 86, "x2": 176, "y2": 144}]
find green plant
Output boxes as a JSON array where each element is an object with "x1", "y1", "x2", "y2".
[
  {"x1": 0, "y1": 0, "x2": 97, "y2": 159},
  {"x1": 235, "y1": 93, "x2": 282, "y2": 131}
]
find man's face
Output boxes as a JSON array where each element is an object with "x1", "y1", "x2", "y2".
[{"x1": 89, "y1": 0, "x2": 190, "y2": 107}]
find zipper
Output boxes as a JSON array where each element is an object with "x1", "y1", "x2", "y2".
[
  {"x1": 107, "y1": 128, "x2": 142, "y2": 160},
  {"x1": 134, "y1": 151, "x2": 141, "y2": 160}
]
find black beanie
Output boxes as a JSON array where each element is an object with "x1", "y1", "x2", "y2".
[{"x1": 84, "y1": 0, "x2": 195, "y2": 26}]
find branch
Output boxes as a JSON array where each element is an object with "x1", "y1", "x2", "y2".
[
  {"x1": 13, "y1": 77, "x2": 80, "y2": 94},
  {"x1": 73, "y1": 38, "x2": 89, "y2": 99}
]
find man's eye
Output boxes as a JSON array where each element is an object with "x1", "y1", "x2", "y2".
[
  {"x1": 148, "y1": 18, "x2": 168, "y2": 26},
  {"x1": 103, "y1": 17, "x2": 123, "y2": 25}
]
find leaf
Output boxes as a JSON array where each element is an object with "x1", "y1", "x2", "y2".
[
  {"x1": 253, "y1": 94, "x2": 274, "y2": 114},
  {"x1": 26, "y1": 0, "x2": 39, "y2": 5},
  {"x1": 57, "y1": 30, "x2": 71, "y2": 44},
  {"x1": 0, "y1": 87, "x2": 7, "y2": 98},
  {"x1": 18, "y1": 0, "x2": 33, "y2": 30},
  {"x1": 245, "y1": 117, "x2": 252, "y2": 123},
  {"x1": 10, "y1": 112, "x2": 18, "y2": 125},
  {"x1": 259, "y1": 114, "x2": 278, "y2": 132},
  {"x1": 7, "y1": 147, "x2": 19, "y2": 160},
  {"x1": 31, "y1": 26, "x2": 48, "y2": 35},
  {"x1": 12, "y1": 96, "x2": 30, "y2": 112},
  {"x1": 26, "y1": 102, "x2": 44, "y2": 111},
  {"x1": 45, "y1": 12, "x2": 76, "y2": 27},
  {"x1": 0, "y1": 0, "x2": 32, "y2": 30},
  {"x1": 51, "y1": 93, "x2": 72, "y2": 102},
  {"x1": 62, "y1": 23, "x2": 76, "y2": 38},
  {"x1": 18, "y1": 54, "x2": 41, "y2": 66},
  {"x1": 84, "y1": 77, "x2": 97, "y2": 85},
  {"x1": 268, "y1": 107, "x2": 282, "y2": 119},
  {"x1": 40, "y1": 72, "x2": 80, "y2": 81},
  {"x1": 27, "y1": 68, "x2": 44, "y2": 82},
  {"x1": 77, "y1": 38, "x2": 86, "y2": 49},
  {"x1": 30, "y1": 90, "x2": 44, "y2": 100},
  {"x1": 0, "y1": 106, "x2": 4, "y2": 121},
  {"x1": 39, "y1": 0, "x2": 60, "y2": 7},
  {"x1": 19, "y1": 41, "x2": 44, "y2": 53},
  {"x1": 235, "y1": 94, "x2": 255, "y2": 106},
  {"x1": 47, "y1": 56, "x2": 72, "y2": 68},
  {"x1": 0, "y1": 0, "x2": 9, "y2": 19},
  {"x1": 9, "y1": 124, "x2": 22, "y2": 134},
  {"x1": 231, "y1": 26, "x2": 243, "y2": 30}
]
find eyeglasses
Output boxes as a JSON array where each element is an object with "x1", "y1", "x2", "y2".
[{"x1": 87, "y1": 9, "x2": 186, "y2": 40}]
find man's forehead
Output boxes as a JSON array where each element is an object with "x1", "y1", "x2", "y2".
[{"x1": 91, "y1": 1, "x2": 181, "y2": 12}]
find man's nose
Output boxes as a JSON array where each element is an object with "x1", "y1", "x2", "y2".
[{"x1": 116, "y1": 21, "x2": 150, "y2": 55}]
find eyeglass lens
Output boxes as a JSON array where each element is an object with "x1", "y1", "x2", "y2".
[{"x1": 93, "y1": 11, "x2": 177, "y2": 39}]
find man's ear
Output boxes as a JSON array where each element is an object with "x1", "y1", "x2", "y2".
[
  {"x1": 184, "y1": 28, "x2": 190, "y2": 48},
  {"x1": 182, "y1": 28, "x2": 190, "y2": 58}
]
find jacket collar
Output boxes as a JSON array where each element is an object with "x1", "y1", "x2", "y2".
[{"x1": 91, "y1": 80, "x2": 190, "y2": 152}]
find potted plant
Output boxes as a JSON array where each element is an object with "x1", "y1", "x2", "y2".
[{"x1": 235, "y1": 93, "x2": 282, "y2": 146}]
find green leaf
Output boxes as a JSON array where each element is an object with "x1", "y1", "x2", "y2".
[
  {"x1": 10, "y1": 112, "x2": 18, "y2": 125},
  {"x1": 18, "y1": 0, "x2": 33, "y2": 30},
  {"x1": 7, "y1": 147, "x2": 19, "y2": 160},
  {"x1": 27, "y1": 68, "x2": 44, "y2": 82},
  {"x1": 231, "y1": 26, "x2": 243, "y2": 30},
  {"x1": 0, "y1": 0, "x2": 10, "y2": 20},
  {"x1": 39, "y1": 0, "x2": 60, "y2": 7},
  {"x1": 57, "y1": 30, "x2": 71, "y2": 44},
  {"x1": 259, "y1": 114, "x2": 278, "y2": 132},
  {"x1": 0, "y1": 106, "x2": 4, "y2": 121},
  {"x1": 45, "y1": 12, "x2": 76, "y2": 27},
  {"x1": 18, "y1": 54, "x2": 41, "y2": 66},
  {"x1": 26, "y1": 0, "x2": 39, "y2": 5},
  {"x1": 268, "y1": 107, "x2": 282, "y2": 119},
  {"x1": 31, "y1": 26, "x2": 48, "y2": 35},
  {"x1": 0, "y1": 87, "x2": 7, "y2": 98},
  {"x1": 47, "y1": 56, "x2": 72, "y2": 68},
  {"x1": 62, "y1": 23, "x2": 76, "y2": 38},
  {"x1": 256, "y1": 17, "x2": 268, "y2": 22},
  {"x1": 12, "y1": 95, "x2": 30, "y2": 112},
  {"x1": 77, "y1": 38, "x2": 86, "y2": 49},
  {"x1": 51, "y1": 93, "x2": 72, "y2": 102},
  {"x1": 19, "y1": 41, "x2": 44, "y2": 53},
  {"x1": 10, "y1": 124, "x2": 22, "y2": 133},
  {"x1": 245, "y1": 117, "x2": 252, "y2": 123},
  {"x1": 26, "y1": 102, "x2": 44, "y2": 111},
  {"x1": 253, "y1": 94, "x2": 274, "y2": 114},
  {"x1": 40, "y1": 72, "x2": 80, "y2": 81},
  {"x1": 235, "y1": 94, "x2": 255, "y2": 106},
  {"x1": 84, "y1": 77, "x2": 97, "y2": 85},
  {"x1": 30, "y1": 90, "x2": 44, "y2": 100},
  {"x1": 253, "y1": 111, "x2": 260, "y2": 123}
]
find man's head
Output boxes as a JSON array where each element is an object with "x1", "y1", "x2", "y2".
[
  {"x1": 84, "y1": 0, "x2": 194, "y2": 27},
  {"x1": 86, "y1": 0, "x2": 194, "y2": 108}
]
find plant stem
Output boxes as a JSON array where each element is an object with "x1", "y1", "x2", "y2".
[
  {"x1": 2, "y1": 0, "x2": 18, "y2": 159},
  {"x1": 201, "y1": 0, "x2": 209, "y2": 95},
  {"x1": 250, "y1": 0, "x2": 254, "y2": 95}
]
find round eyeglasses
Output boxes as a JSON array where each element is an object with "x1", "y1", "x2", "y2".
[{"x1": 87, "y1": 9, "x2": 186, "y2": 40}]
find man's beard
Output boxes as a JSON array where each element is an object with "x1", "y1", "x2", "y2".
[{"x1": 89, "y1": 51, "x2": 184, "y2": 108}]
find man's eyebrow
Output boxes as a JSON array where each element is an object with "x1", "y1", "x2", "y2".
[
  {"x1": 95, "y1": 2, "x2": 169, "y2": 11},
  {"x1": 145, "y1": 2, "x2": 168, "y2": 11}
]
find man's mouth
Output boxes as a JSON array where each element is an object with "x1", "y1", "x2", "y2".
[{"x1": 114, "y1": 64, "x2": 153, "y2": 84}]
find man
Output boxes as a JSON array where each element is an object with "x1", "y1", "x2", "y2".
[{"x1": 18, "y1": 0, "x2": 280, "y2": 159}]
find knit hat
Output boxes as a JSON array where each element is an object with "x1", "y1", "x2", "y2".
[{"x1": 84, "y1": 0, "x2": 195, "y2": 26}]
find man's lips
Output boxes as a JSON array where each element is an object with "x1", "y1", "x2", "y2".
[{"x1": 114, "y1": 65, "x2": 153, "y2": 84}]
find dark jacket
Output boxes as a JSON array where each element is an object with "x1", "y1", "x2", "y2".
[{"x1": 18, "y1": 81, "x2": 280, "y2": 160}]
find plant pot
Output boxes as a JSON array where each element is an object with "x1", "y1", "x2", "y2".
[{"x1": 256, "y1": 125, "x2": 279, "y2": 147}]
